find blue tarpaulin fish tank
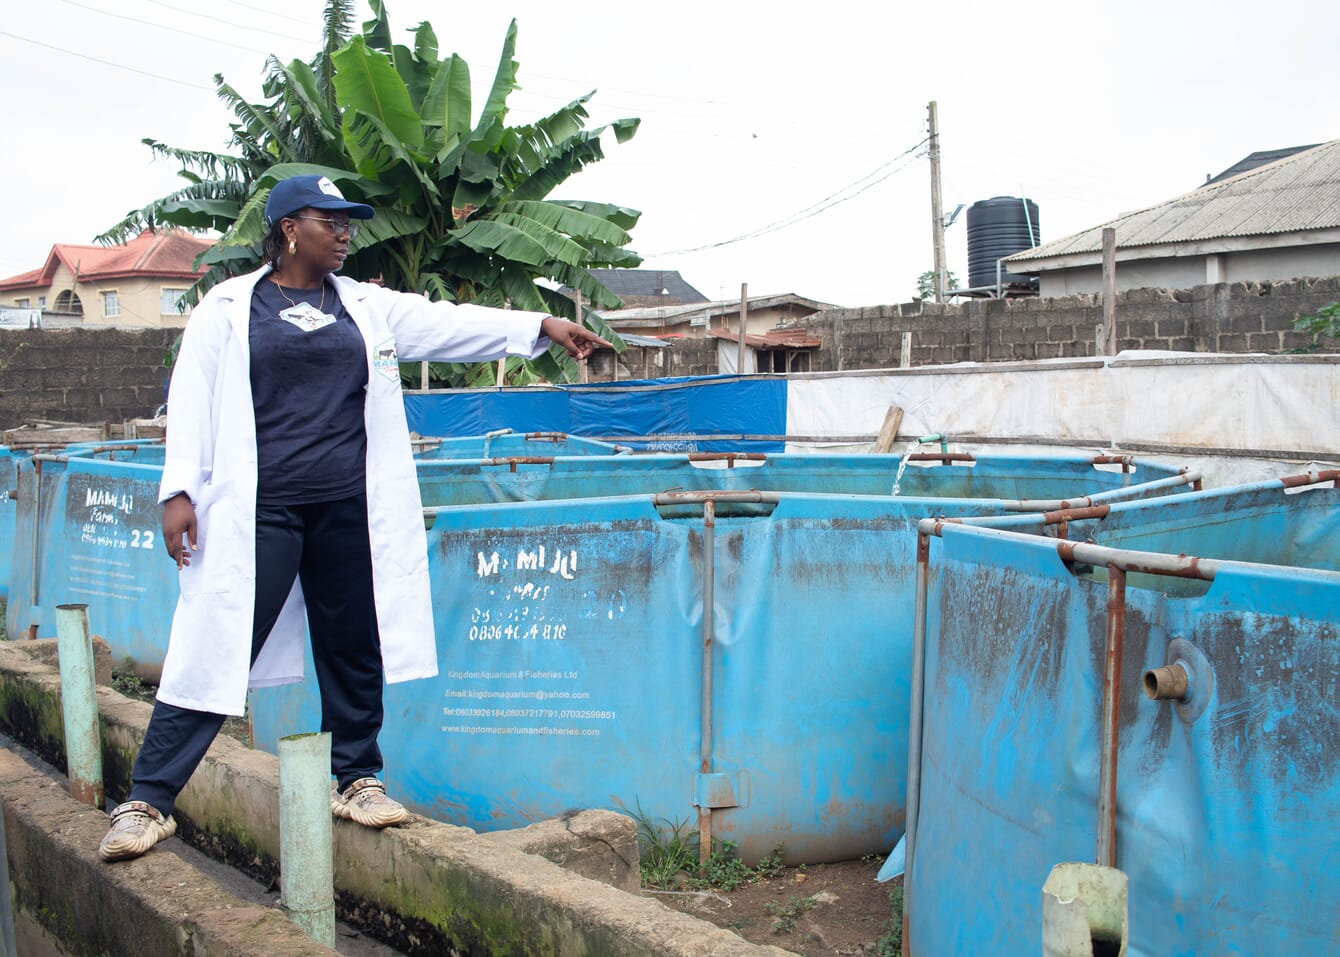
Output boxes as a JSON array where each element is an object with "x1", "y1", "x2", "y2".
[{"x1": 903, "y1": 472, "x2": 1340, "y2": 956}]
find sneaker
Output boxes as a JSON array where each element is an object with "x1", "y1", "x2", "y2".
[
  {"x1": 99, "y1": 800, "x2": 177, "y2": 862},
  {"x1": 331, "y1": 777, "x2": 407, "y2": 828}
]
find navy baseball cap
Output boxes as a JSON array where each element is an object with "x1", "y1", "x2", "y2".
[{"x1": 264, "y1": 175, "x2": 375, "y2": 227}]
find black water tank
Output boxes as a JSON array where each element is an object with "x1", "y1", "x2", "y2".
[{"x1": 966, "y1": 196, "x2": 1040, "y2": 289}]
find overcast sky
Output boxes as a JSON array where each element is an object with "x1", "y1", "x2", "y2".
[{"x1": 3, "y1": 0, "x2": 1337, "y2": 307}]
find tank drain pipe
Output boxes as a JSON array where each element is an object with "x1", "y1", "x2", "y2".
[
  {"x1": 697, "y1": 498, "x2": 717, "y2": 866},
  {"x1": 278, "y1": 732, "x2": 336, "y2": 948},
  {"x1": 902, "y1": 528, "x2": 932, "y2": 954},
  {"x1": 1097, "y1": 567, "x2": 1126, "y2": 869},
  {"x1": 1143, "y1": 662, "x2": 1190, "y2": 700},
  {"x1": 55, "y1": 604, "x2": 103, "y2": 808}
]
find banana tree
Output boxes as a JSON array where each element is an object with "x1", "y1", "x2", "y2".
[{"x1": 101, "y1": 0, "x2": 640, "y2": 386}]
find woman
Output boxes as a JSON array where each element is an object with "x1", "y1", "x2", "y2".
[{"x1": 100, "y1": 174, "x2": 608, "y2": 861}]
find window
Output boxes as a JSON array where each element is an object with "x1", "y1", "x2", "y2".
[
  {"x1": 54, "y1": 290, "x2": 83, "y2": 314},
  {"x1": 37, "y1": 296, "x2": 45, "y2": 308},
  {"x1": 15, "y1": 298, "x2": 29, "y2": 308},
  {"x1": 160, "y1": 287, "x2": 188, "y2": 315},
  {"x1": 102, "y1": 290, "x2": 121, "y2": 318}
]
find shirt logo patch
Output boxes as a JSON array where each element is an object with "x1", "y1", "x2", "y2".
[
  {"x1": 279, "y1": 302, "x2": 336, "y2": 332},
  {"x1": 372, "y1": 338, "x2": 400, "y2": 381}
]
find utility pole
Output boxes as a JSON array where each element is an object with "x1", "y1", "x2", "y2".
[
  {"x1": 736, "y1": 283, "x2": 748, "y2": 374},
  {"x1": 928, "y1": 101, "x2": 947, "y2": 303}
]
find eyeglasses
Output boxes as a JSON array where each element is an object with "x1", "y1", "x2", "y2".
[{"x1": 295, "y1": 215, "x2": 361, "y2": 240}]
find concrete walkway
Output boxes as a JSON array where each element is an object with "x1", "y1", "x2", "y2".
[{"x1": 0, "y1": 640, "x2": 794, "y2": 956}]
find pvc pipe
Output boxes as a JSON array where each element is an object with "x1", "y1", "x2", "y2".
[
  {"x1": 1042, "y1": 862, "x2": 1128, "y2": 957},
  {"x1": 0, "y1": 808, "x2": 18, "y2": 957},
  {"x1": 54, "y1": 604, "x2": 103, "y2": 808},
  {"x1": 278, "y1": 732, "x2": 335, "y2": 948}
]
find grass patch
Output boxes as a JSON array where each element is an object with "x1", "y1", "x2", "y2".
[
  {"x1": 764, "y1": 894, "x2": 817, "y2": 934},
  {"x1": 875, "y1": 885, "x2": 904, "y2": 956},
  {"x1": 634, "y1": 803, "x2": 786, "y2": 892}
]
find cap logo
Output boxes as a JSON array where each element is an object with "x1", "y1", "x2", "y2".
[{"x1": 317, "y1": 176, "x2": 344, "y2": 199}]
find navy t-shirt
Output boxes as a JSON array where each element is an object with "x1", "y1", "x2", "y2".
[{"x1": 249, "y1": 278, "x2": 369, "y2": 505}]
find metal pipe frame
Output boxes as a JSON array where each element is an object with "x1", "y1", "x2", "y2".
[
  {"x1": 1097, "y1": 566, "x2": 1126, "y2": 868},
  {"x1": 999, "y1": 469, "x2": 1203, "y2": 513},
  {"x1": 902, "y1": 530, "x2": 931, "y2": 956},
  {"x1": 697, "y1": 499, "x2": 716, "y2": 866},
  {"x1": 26, "y1": 458, "x2": 43, "y2": 640}
]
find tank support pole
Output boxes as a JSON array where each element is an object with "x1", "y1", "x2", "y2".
[
  {"x1": 697, "y1": 499, "x2": 716, "y2": 866},
  {"x1": 902, "y1": 529, "x2": 932, "y2": 956},
  {"x1": 1097, "y1": 566, "x2": 1127, "y2": 868},
  {"x1": 26, "y1": 459, "x2": 43, "y2": 640}
]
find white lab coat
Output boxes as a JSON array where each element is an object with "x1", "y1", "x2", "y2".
[{"x1": 156, "y1": 264, "x2": 551, "y2": 715}]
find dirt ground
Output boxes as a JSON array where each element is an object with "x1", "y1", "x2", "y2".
[{"x1": 648, "y1": 857, "x2": 901, "y2": 956}]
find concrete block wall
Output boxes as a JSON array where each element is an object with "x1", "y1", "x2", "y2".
[
  {"x1": 2, "y1": 278, "x2": 1337, "y2": 428},
  {"x1": 810, "y1": 276, "x2": 1340, "y2": 370},
  {"x1": 0, "y1": 327, "x2": 177, "y2": 431}
]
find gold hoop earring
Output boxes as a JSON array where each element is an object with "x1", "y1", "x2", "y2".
[{"x1": 288, "y1": 239, "x2": 297, "y2": 255}]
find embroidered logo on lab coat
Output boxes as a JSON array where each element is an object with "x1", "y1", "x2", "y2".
[
  {"x1": 372, "y1": 337, "x2": 399, "y2": 381},
  {"x1": 279, "y1": 302, "x2": 336, "y2": 332}
]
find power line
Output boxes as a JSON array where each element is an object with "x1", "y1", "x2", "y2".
[
  {"x1": 0, "y1": 30, "x2": 212, "y2": 89},
  {"x1": 217, "y1": 0, "x2": 316, "y2": 26},
  {"x1": 54, "y1": 0, "x2": 276, "y2": 56},
  {"x1": 651, "y1": 136, "x2": 930, "y2": 256},
  {"x1": 136, "y1": 0, "x2": 313, "y2": 45}
]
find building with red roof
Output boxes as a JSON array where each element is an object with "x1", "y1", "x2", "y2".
[{"x1": 0, "y1": 229, "x2": 214, "y2": 328}]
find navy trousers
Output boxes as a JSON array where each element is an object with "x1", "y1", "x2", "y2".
[{"x1": 129, "y1": 493, "x2": 385, "y2": 817}]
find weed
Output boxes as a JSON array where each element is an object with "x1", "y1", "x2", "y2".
[
  {"x1": 633, "y1": 803, "x2": 698, "y2": 888},
  {"x1": 634, "y1": 803, "x2": 788, "y2": 892},
  {"x1": 875, "y1": 885, "x2": 904, "y2": 956},
  {"x1": 112, "y1": 660, "x2": 150, "y2": 699},
  {"x1": 764, "y1": 894, "x2": 817, "y2": 934},
  {"x1": 754, "y1": 844, "x2": 787, "y2": 881}
]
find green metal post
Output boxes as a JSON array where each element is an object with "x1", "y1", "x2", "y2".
[
  {"x1": 278, "y1": 732, "x2": 335, "y2": 948},
  {"x1": 54, "y1": 604, "x2": 103, "y2": 808}
]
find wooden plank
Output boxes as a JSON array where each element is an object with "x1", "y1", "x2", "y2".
[{"x1": 871, "y1": 405, "x2": 904, "y2": 453}]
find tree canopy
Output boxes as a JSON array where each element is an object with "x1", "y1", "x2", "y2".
[{"x1": 102, "y1": 0, "x2": 641, "y2": 385}]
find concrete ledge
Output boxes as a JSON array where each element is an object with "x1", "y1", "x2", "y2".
[
  {"x1": 0, "y1": 745, "x2": 343, "y2": 957},
  {"x1": 0, "y1": 642, "x2": 794, "y2": 956}
]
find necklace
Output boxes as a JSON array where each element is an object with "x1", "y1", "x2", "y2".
[{"x1": 271, "y1": 276, "x2": 325, "y2": 313}]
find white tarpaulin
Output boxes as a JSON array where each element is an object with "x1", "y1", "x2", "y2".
[{"x1": 785, "y1": 352, "x2": 1340, "y2": 460}]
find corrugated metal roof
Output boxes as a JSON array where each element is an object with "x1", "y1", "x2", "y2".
[
  {"x1": 1203, "y1": 144, "x2": 1321, "y2": 186},
  {"x1": 1008, "y1": 139, "x2": 1340, "y2": 263}
]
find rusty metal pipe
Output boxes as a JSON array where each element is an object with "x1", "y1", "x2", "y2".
[
  {"x1": 697, "y1": 498, "x2": 716, "y2": 866},
  {"x1": 902, "y1": 530, "x2": 932, "y2": 954},
  {"x1": 1143, "y1": 662, "x2": 1190, "y2": 701},
  {"x1": 1278, "y1": 468, "x2": 1340, "y2": 489},
  {"x1": 687, "y1": 452, "x2": 768, "y2": 467},
  {"x1": 1097, "y1": 567, "x2": 1126, "y2": 868},
  {"x1": 26, "y1": 458, "x2": 44, "y2": 640},
  {"x1": 1000, "y1": 470, "x2": 1203, "y2": 513}
]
